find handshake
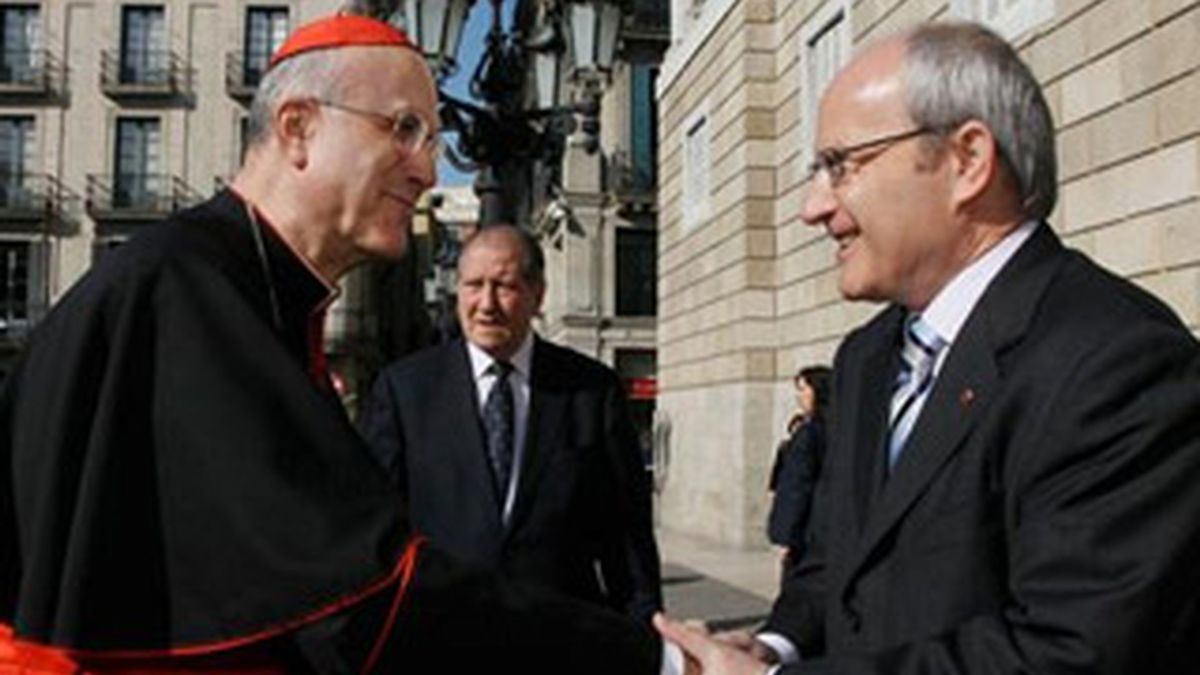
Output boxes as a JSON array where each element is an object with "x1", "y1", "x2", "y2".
[{"x1": 653, "y1": 613, "x2": 782, "y2": 675}]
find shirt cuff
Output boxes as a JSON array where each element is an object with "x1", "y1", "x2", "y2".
[
  {"x1": 662, "y1": 641, "x2": 685, "y2": 675},
  {"x1": 755, "y1": 631, "x2": 800, "y2": 665}
]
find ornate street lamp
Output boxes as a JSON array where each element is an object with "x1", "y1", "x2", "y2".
[
  {"x1": 528, "y1": 18, "x2": 565, "y2": 110},
  {"x1": 566, "y1": 0, "x2": 622, "y2": 77},
  {"x1": 391, "y1": 0, "x2": 475, "y2": 74},
  {"x1": 378, "y1": 0, "x2": 626, "y2": 225}
]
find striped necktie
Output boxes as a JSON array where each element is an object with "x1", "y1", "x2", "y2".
[{"x1": 887, "y1": 315, "x2": 945, "y2": 469}]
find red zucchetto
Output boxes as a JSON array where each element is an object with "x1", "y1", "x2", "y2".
[{"x1": 269, "y1": 13, "x2": 417, "y2": 69}]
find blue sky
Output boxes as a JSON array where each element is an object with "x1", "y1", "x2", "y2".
[{"x1": 437, "y1": 0, "x2": 517, "y2": 186}]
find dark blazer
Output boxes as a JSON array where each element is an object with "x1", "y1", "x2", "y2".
[
  {"x1": 767, "y1": 224, "x2": 1200, "y2": 674},
  {"x1": 0, "y1": 192, "x2": 663, "y2": 673},
  {"x1": 767, "y1": 415, "x2": 826, "y2": 549},
  {"x1": 361, "y1": 336, "x2": 663, "y2": 623}
]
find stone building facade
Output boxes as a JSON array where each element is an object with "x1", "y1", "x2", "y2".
[
  {"x1": 655, "y1": 0, "x2": 1200, "y2": 546},
  {"x1": 536, "y1": 0, "x2": 669, "y2": 456}
]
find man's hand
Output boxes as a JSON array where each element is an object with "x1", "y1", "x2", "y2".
[
  {"x1": 713, "y1": 629, "x2": 779, "y2": 663},
  {"x1": 654, "y1": 613, "x2": 774, "y2": 675}
]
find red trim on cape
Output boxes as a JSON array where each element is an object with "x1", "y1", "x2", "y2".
[
  {"x1": 1, "y1": 537, "x2": 426, "y2": 674},
  {"x1": 0, "y1": 623, "x2": 82, "y2": 674}
]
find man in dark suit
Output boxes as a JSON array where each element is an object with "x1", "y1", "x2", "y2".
[
  {"x1": 655, "y1": 21, "x2": 1200, "y2": 675},
  {"x1": 362, "y1": 224, "x2": 663, "y2": 624}
]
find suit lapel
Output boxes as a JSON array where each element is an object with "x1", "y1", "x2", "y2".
[
  {"x1": 506, "y1": 338, "x2": 568, "y2": 533},
  {"x1": 855, "y1": 318, "x2": 1000, "y2": 562},
  {"x1": 841, "y1": 224, "x2": 1067, "y2": 588},
  {"x1": 850, "y1": 314, "x2": 903, "y2": 532}
]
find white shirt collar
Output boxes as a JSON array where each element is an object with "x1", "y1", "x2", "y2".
[
  {"x1": 920, "y1": 220, "x2": 1039, "y2": 346},
  {"x1": 466, "y1": 331, "x2": 535, "y2": 381}
]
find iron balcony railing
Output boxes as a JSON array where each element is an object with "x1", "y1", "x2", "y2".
[
  {"x1": 225, "y1": 50, "x2": 268, "y2": 101},
  {"x1": 0, "y1": 48, "x2": 63, "y2": 97},
  {"x1": 625, "y1": 0, "x2": 670, "y2": 39},
  {"x1": 85, "y1": 173, "x2": 201, "y2": 221},
  {"x1": 0, "y1": 173, "x2": 66, "y2": 224},
  {"x1": 99, "y1": 49, "x2": 189, "y2": 98},
  {"x1": 608, "y1": 149, "x2": 656, "y2": 199}
]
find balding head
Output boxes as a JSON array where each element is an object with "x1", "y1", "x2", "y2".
[
  {"x1": 232, "y1": 36, "x2": 438, "y2": 282},
  {"x1": 802, "y1": 22, "x2": 1048, "y2": 310}
]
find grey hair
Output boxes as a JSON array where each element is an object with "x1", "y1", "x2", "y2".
[
  {"x1": 903, "y1": 22, "x2": 1057, "y2": 220},
  {"x1": 461, "y1": 225, "x2": 546, "y2": 287},
  {"x1": 338, "y1": 0, "x2": 394, "y2": 17},
  {"x1": 244, "y1": 49, "x2": 349, "y2": 149}
]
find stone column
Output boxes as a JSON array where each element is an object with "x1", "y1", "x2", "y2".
[{"x1": 551, "y1": 127, "x2": 607, "y2": 359}]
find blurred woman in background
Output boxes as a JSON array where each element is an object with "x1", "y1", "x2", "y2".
[{"x1": 766, "y1": 364, "x2": 831, "y2": 575}]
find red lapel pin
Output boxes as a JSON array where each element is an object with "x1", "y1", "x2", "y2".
[{"x1": 960, "y1": 388, "x2": 976, "y2": 408}]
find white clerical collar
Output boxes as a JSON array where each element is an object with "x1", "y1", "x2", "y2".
[
  {"x1": 921, "y1": 219, "x2": 1039, "y2": 346},
  {"x1": 466, "y1": 332, "x2": 535, "y2": 381}
]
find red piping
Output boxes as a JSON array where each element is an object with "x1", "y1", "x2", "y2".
[{"x1": 3, "y1": 536, "x2": 426, "y2": 666}]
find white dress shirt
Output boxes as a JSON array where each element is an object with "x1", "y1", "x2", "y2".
[{"x1": 466, "y1": 333, "x2": 534, "y2": 523}]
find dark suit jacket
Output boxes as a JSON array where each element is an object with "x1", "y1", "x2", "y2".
[
  {"x1": 767, "y1": 415, "x2": 826, "y2": 549},
  {"x1": 767, "y1": 225, "x2": 1200, "y2": 674},
  {"x1": 0, "y1": 192, "x2": 663, "y2": 673},
  {"x1": 361, "y1": 336, "x2": 663, "y2": 624}
]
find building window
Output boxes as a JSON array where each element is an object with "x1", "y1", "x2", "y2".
[
  {"x1": 119, "y1": 5, "x2": 166, "y2": 85},
  {"x1": 114, "y1": 117, "x2": 162, "y2": 209},
  {"x1": 0, "y1": 4, "x2": 40, "y2": 85},
  {"x1": 0, "y1": 115, "x2": 34, "y2": 209},
  {"x1": 800, "y1": 3, "x2": 849, "y2": 169},
  {"x1": 0, "y1": 239, "x2": 46, "y2": 336},
  {"x1": 631, "y1": 0, "x2": 669, "y2": 33},
  {"x1": 681, "y1": 105, "x2": 709, "y2": 230},
  {"x1": 615, "y1": 348, "x2": 657, "y2": 467},
  {"x1": 629, "y1": 63, "x2": 658, "y2": 191},
  {"x1": 951, "y1": 0, "x2": 1054, "y2": 41},
  {"x1": 244, "y1": 6, "x2": 288, "y2": 88},
  {"x1": 238, "y1": 114, "x2": 251, "y2": 163},
  {"x1": 616, "y1": 227, "x2": 657, "y2": 316}
]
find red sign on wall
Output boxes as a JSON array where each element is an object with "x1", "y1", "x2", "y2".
[{"x1": 625, "y1": 377, "x2": 658, "y2": 400}]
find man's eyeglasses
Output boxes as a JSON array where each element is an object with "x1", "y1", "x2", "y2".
[
  {"x1": 803, "y1": 127, "x2": 934, "y2": 186},
  {"x1": 315, "y1": 99, "x2": 441, "y2": 159}
]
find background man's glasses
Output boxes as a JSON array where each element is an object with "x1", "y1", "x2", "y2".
[
  {"x1": 315, "y1": 98, "x2": 441, "y2": 159},
  {"x1": 803, "y1": 127, "x2": 934, "y2": 185}
]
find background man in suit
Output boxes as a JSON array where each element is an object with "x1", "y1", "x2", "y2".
[
  {"x1": 655, "y1": 21, "x2": 1200, "y2": 675},
  {"x1": 362, "y1": 224, "x2": 663, "y2": 624}
]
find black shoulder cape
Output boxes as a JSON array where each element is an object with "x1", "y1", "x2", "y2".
[{"x1": 0, "y1": 190, "x2": 411, "y2": 654}]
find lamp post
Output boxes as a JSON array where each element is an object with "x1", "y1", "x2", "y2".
[
  {"x1": 379, "y1": 0, "x2": 625, "y2": 226},
  {"x1": 335, "y1": 0, "x2": 631, "y2": 401}
]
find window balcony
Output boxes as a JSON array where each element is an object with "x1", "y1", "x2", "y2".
[
  {"x1": 225, "y1": 50, "x2": 267, "y2": 102},
  {"x1": 0, "y1": 173, "x2": 68, "y2": 232},
  {"x1": 0, "y1": 49, "x2": 64, "y2": 101},
  {"x1": 86, "y1": 173, "x2": 201, "y2": 226},
  {"x1": 99, "y1": 49, "x2": 189, "y2": 101},
  {"x1": 607, "y1": 150, "x2": 657, "y2": 214},
  {"x1": 624, "y1": 0, "x2": 670, "y2": 41}
]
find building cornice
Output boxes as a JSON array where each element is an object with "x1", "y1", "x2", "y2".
[{"x1": 657, "y1": 0, "x2": 740, "y2": 96}]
